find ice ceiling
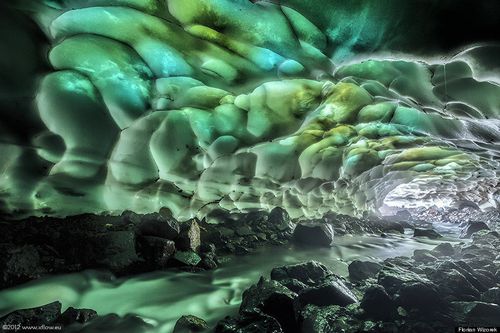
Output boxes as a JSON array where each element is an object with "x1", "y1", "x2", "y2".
[{"x1": 0, "y1": 0, "x2": 499, "y2": 219}]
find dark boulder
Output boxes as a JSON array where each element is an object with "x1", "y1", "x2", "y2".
[
  {"x1": 240, "y1": 277, "x2": 297, "y2": 332},
  {"x1": 0, "y1": 301, "x2": 62, "y2": 326},
  {"x1": 268, "y1": 207, "x2": 294, "y2": 233},
  {"x1": 428, "y1": 266, "x2": 481, "y2": 301},
  {"x1": 294, "y1": 279, "x2": 357, "y2": 310},
  {"x1": 70, "y1": 313, "x2": 152, "y2": 333},
  {"x1": 173, "y1": 315, "x2": 209, "y2": 333},
  {"x1": 348, "y1": 260, "x2": 382, "y2": 282},
  {"x1": 298, "y1": 304, "x2": 357, "y2": 333},
  {"x1": 360, "y1": 285, "x2": 397, "y2": 320},
  {"x1": 397, "y1": 281, "x2": 443, "y2": 311},
  {"x1": 90, "y1": 230, "x2": 139, "y2": 273},
  {"x1": 136, "y1": 213, "x2": 180, "y2": 239},
  {"x1": 377, "y1": 263, "x2": 430, "y2": 296},
  {"x1": 235, "y1": 225, "x2": 254, "y2": 237},
  {"x1": 138, "y1": 236, "x2": 176, "y2": 269},
  {"x1": 292, "y1": 222, "x2": 334, "y2": 247},
  {"x1": 413, "y1": 228, "x2": 442, "y2": 239},
  {"x1": 452, "y1": 301, "x2": 500, "y2": 326},
  {"x1": 482, "y1": 287, "x2": 500, "y2": 305},
  {"x1": 412, "y1": 249, "x2": 438, "y2": 263},
  {"x1": 432, "y1": 242, "x2": 455, "y2": 257},
  {"x1": 461, "y1": 221, "x2": 490, "y2": 238},
  {"x1": 215, "y1": 313, "x2": 283, "y2": 333},
  {"x1": 0, "y1": 245, "x2": 45, "y2": 288},
  {"x1": 380, "y1": 220, "x2": 405, "y2": 234},
  {"x1": 58, "y1": 307, "x2": 97, "y2": 325},
  {"x1": 271, "y1": 261, "x2": 330, "y2": 286}
]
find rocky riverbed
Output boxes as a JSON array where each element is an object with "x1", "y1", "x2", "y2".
[{"x1": 0, "y1": 208, "x2": 499, "y2": 332}]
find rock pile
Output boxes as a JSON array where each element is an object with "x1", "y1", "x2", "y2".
[{"x1": 215, "y1": 222, "x2": 500, "y2": 332}]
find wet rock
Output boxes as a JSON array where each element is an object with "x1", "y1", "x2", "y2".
[
  {"x1": 235, "y1": 225, "x2": 254, "y2": 237},
  {"x1": 136, "y1": 213, "x2": 180, "y2": 239},
  {"x1": 58, "y1": 307, "x2": 98, "y2": 325},
  {"x1": 292, "y1": 222, "x2": 334, "y2": 247},
  {"x1": 461, "y1": 221, "x2": 490, "y2": 238},
  {"x1": 482, "y1": 287, "x2": 500, "y2": 305},
  {"x1": 69, "y1": 313, "x2": 152, "y2": 333},
  {"x1": 360, "y1": 285, "x2": 397, "y2": 320},
  {"x1": 177, "y1": 219, "x2": 201, "y2": 252},
  {"x1": 90, "y1": 230, "x2": 139, "y2": 273},
  {"x1": 240, "y1": 277, "x2": 297, "y2": 332},
  {"x1": 0, "y1": 301, "x2": 62, "y2": 326},
  {"x1": 173, "y1": 315, "x2": 209, "y2": 333},
  {"x1": 294, "y1": 279, "x2": 358, "y2": 310},
  {"x1": 348, "y1": 260, "x2": 382, "y2": 282},
  {"x1": 380, "y1": 220, "x2": 405, "y2": 234},
  {"x1": 397, "y1": 281, "x2": 443, "y2": 311},
  {"x1": 432, "y1": 242, "x2": 455, "y2": 256},
  {"x1": 413, "y1": 249, "x2": 438, "y2": 263},
  {"x1": 298, "y1": 304, "x2": 352, "y2": 333},
  {"x1": 271, "y1": 261, "x2": 330, "y2": 286},
  {"x1": 173, "y1": 251, "x2": 201, "y2": 266},
  {"x1": 268, "y1": 207, "x2": 294, "y2": 233},
  {"x1": 138, "y1": 236, "x2": 176, "y2": 269},
  {"x1": 428, "y1": 265, "x2": 481, "y2": 301},
  {"x1": 0, "y1": 245, "x2": 45, "y2": 288},
  {"x1": 413, "y1": 228, "x2": 442, "y2": 239},
  {"x1": 377, "y1": 263, "x2": 430, "y2": 295},
  {"x1": 452, "y1": 301, "x2": 500, "y2": 326},
  {"x1": 215, "y1": 313, "x2": 283, "y2": 333}
]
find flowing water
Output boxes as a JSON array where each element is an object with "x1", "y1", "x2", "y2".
[{"x1": 0, "y1": 225, "x2": 464, "y2": 332}]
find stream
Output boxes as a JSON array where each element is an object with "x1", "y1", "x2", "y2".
[{"x1": 0, "y1": 223, "x2": 464, "y2": 332}]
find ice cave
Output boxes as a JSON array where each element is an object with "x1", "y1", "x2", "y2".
[{"x1": 0, "y1": 0, "x2": 499, "y2": 332}]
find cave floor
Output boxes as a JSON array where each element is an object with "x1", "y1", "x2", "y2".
[{"x1": 0, "y1": 226, "x2": 462, "y2": 333}]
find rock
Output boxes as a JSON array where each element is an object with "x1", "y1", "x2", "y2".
[
  {"x1": 298, "y1": 304, "x2": 354, "y2": 333},
  {"x1": 432, "y1": 242, "x2": 455, "y2": 256},
  {"x1": 360, "y1": 285, "x2": 397, "y2": 320},
  {"x1": 295, "y1": 279, "x2": 358, "y2": 310},
  {"x1": 461, "y1": 221, "x2": 490, "y2": 238},
  {"x1": 90, "y1": 230, "x2": 139, "y2": 273},
  {"x1": 452, "y1": 301, "x2": 500, "y2": 326},
  {"x1": 268, "y1": 207, "x2": 293, "y2": 233},
  {"x1": 348, "y1": 260, "x2": 382, "y2": 282},
  {"x1": 138, "y1": 236, "x2": 176, "y2": 269},
  {"x1": 215, "y1": 313, "x2": 283, "y2": 333},
  {"x1": 177, "y1": 219, "x2": 201, "y2": 252},
  {"x1": 58, "y1": 307, "x2": 98, "y2": 325},
  {"x1": 271, "y1": 261, "x2": 331, "y2": 286},
  {"x1": 412, "y1": 249, "x2": 438, "y2": 263},
  {"x1": 240, "y1": 277, "x2": 297, "y2": 332},
  {"x1": 71, "y1": 313, "x2": 152, "y2": 333},
  {"x1": 0, "y1": 245, "x2": 45, "y2": 288},
  {"x1": 137, "y1": 213, "x2": 180, "y2": 239},
  {"x1": 173, "y1": 315, "x2": 209, "y2": 333},
  {"x1": 173, "y1": 251, "x2": 202, "y2": 266},
  {"x1": 292, "y1": 222, "x2": 334, "y2": 247},
  {"x1": 413, "y1": 228, "x2": 442, "y2": 239},
  {"x1": 377, "y1": 263, "x2": 430, "y2": 296},
  {"x1": 235, "y1": 225, "x2": 254, "y2": 237},
  {"x1": 0, "y1": 301, "x2": 62, "y2": 326},
  {"x1": 482, "y1": 287, "x2": 500, "y2": 305},
  {"x1": 428, "y1": 265, "x2": 481, "y2": 301},
  {"x1": 380, "y1": 220, "x2": 405, "y2": 234},
  {"x1": 397, "y1": 281, "x2": 443, "y2": 311},
  {"x1": 278, "y1": 279, "x2": 309, "y2": 293}
]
